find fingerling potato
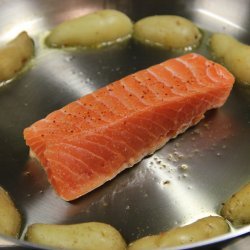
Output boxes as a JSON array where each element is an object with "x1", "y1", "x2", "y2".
[
  {"x1": 128, "y1": 216, "x2": 229, "y2": 250},
  {"x1": 0, "y1": 31, "x2": 34, "y2": 82},
  {"x1": 210, "y1": 33, "x2": 250, "y2": 84},
  {"x1": 26, "y1": 222, "x2": 127, "y2": 250},
  {"x1": 221, "y1": 182, "x2": 250, "y2": 226},
  {"x1": 0, "y1": 187, "x2": 21, "y2": 237},
  {"x1": 133, "y1": 15, "x2": 202, "y2": 50},
  {"x1": 157, "y1": 216, "x2": 229, "y2": 247},
  {"x1": 128, "y1": 235, "x2": 159, "y2": 250},
  {"x1": 46, "y1": 9, "x2": 133, "y2": 48}
]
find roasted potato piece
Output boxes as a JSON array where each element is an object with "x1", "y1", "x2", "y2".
[
  {"x1": 46, "y1": 9, "x2": 133, "y2": 48},
  {"x1": 210, "y1": 33, "x2": 250, "y2": 84},
  {"x1": 0, "y1": 31, "x2": 34, "y2": 82},
  {"x1": 221, "y1": 182, "x2": 250, "y2": 226},
  {"x1": 128, "y1": 235, "x2": 159, "y2": 250},
  {"x1": 0, "y1": 187, "x2": 21, "y2": 237},
  {"x1": 128, "y1": 216, "x2": 229, "y2": 250},
  {"x1": 133, "y1": 15, "x2": 201, "y2": 50},
  {"x1": 26, "y1": 222, "x2": 127, "y2": 250},
  {"x1": 157, "y1": 216, "x2": 229, "y2": 247}
]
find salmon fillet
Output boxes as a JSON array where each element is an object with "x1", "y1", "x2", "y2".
[{"x1": 24, "y1": 53, "x2": 234, "y2": 201}]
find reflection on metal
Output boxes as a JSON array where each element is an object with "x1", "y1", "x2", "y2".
[
  {"x1": 0, "y1": 19, "x2": 42, "y2": 43},
  {"x1": 36, "y1": 51, "x2": 96, "y2": 98},
  {"x1": 195, "y1": 8, "x2": 246, "y2": 31}
]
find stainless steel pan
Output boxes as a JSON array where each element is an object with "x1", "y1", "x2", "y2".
[{"x1": 0, "y1": 0, "x2": 249, "y2": 249}]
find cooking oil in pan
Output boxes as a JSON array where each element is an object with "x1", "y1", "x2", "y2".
[{"x1": 1, "y1": 23, "x2": 249, "y2": 246}]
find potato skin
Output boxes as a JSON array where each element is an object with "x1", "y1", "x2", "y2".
[
  {"x1": 26, "y1": 222, "x2": 127, "y2": 250},
  {"x1": 0, "y1": 31, "x2": 34, "y2": 82},
  {"x1": 128, "y1": 216, "x2": 229, "y2": 250},
  {"x1": 221, "y1": 183, "x2": 250, "y2": 226},
  {"x1": 46, "y1": 9, "x2": 133, "y2": 48},
  {"x1": 133, "y1": 15, "x2": 201, "y2": 50},
  {"x1": 157, "y1": 216, "x2": 229, "y2": 247},
  {"x1": 128, "y1": 235, "x2": 159, "y2": 250},
  {"x1": 0, "y1": 187, "x2": 21, "y2": 237},
  {"x1": 210, "y1": 33, "x2": 250, "y2": 84}
]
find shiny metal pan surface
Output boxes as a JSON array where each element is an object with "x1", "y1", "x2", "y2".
[{"x1": 0, "y1": 0, "x2": 249, "y2": 249}]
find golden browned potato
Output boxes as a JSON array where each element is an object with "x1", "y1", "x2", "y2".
[
  {"x1": 0, "y1": 187, "x2": 21, "y2": 237},
  {"x1": 128, "y1": 216, "x2": 229, "y2": 250},
  {"x1": 210, "y1": 33, "x2": 250, "y2": 84},
  {"x1": 0, "y1": 31, "x2": 34, "y2": 82},
  {"x1": 133, "y1": 15, "x2": 202, "y2": 50},
  {"x1": 46, "y1": 9, "x2": 133, "y2": 48},
  {"x1": 128, "y1": 235, "x2": 159, "y2": 250},
  {"x1": 26, "y1": 222, "x2": 127, "y2": 250},
  {"x1": 221, "y1": 182, "x2": 250, "y2": 226},
  {"x1": 157, "y1": 216, "x2": 229, "y2": 247}
]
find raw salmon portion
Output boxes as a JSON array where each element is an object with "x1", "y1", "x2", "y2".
[{"x1": 24, "y1": 53, "x2": 234, "y2": 201}]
